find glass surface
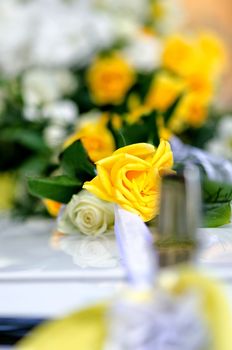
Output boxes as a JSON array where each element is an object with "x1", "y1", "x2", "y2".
[{"x1": 0, "y1": 215, "x2": 124, "y2": 281}]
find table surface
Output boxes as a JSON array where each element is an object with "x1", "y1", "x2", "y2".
[{"x1": 0, "y1": 215, "x2": 232, "y2": 318}]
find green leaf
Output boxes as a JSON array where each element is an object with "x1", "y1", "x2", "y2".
[
  {"x1": 143, "y1": 111, "x2": 159, "y2": 146},
  {"x1": 163, "y1": 95, "x2": 182, "y2": 124},
  {"x1": 202, "y1": 179, "x2": 232, "y2": 203},
  {"x1": 118, "y1": 123, "x2": 150, "y2": 146},
  {"x1": 1, "y1": 128, "x2": 49, "y2": 153},
  {"x1": 28, "y1": 175, "x2": 82, "y2": 203},
  {"x1": 60, "y1": 140, "x2": 96, "y2": 181},
  {"x1": 203, "y1": 202, "x2": 231, "y2": 227}
]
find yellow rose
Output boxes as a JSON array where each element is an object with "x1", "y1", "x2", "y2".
[
  {"x1": 83, "y1": 141, "x2": 173, "y2": 222},
  {"x1": 170, "y1": 92, "x2": 208, "y2": 130},
  {"x1": 163, "y1": 32, "x2": 226, "y2": 82},
  {"x1": 86, "y1": 55, "x2": 135, "y2": 105},
  {"x1": 43, "y1": 199, "x2": 62, "y2": 217},
  {"x1": 198, "y1": 32, "x2": 227, "y2": 78},
  {"x1": 162, "y1": 35, "x2": 199, "y2": 77},
  {"x1": 145, "y1": 72, "x2": 185, "y2": 111},
  {"x1": 185, "y1": 72, "x2": 213, "y2": 101},
  {"x1": 64, "y1": 114, "x2": 115, "y2": 162}
]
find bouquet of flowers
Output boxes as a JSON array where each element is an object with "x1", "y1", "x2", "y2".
[
  {"x1": 0, "y1": 0, "x2": 183, "y2": 214},
  {"x1": 0, "y1": 0, "x2": 230, "y2": 219},
  {"x1": 28, "y1": 133, "x2": 232, "y2": 244}
]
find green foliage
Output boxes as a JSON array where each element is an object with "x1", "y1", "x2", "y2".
[
  {"x1": 28, "y1": 140, "x2": 96, "y2": 202},
  {"x1": 163, "y1": 95, "x2": 182, "y2": 124},
  {"x1": 203, "y1": 202, "x2": 231, "y2": 227},
  {"x1": 109, "y1": 110, "x2": 160, "y2": 148},
  {"x1": 60, "y1": 140, "x2": 96, "y2": 180},
  {"x1": 28, "y1": 175, "x2": 82, "y2": 203},
  {"x1": 202, "y1": 178, "x2": 232, "y2": 227}
]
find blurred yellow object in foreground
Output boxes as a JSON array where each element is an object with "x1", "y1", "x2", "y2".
[
  {"x1": 43, "y1": 199, "x2": 62, "y2": 217},
  {"x1": 18, "y1": 304, "x2": 107, "y2": 350},
  {"x1": 0, "y1": 172, "x2": 17, "y2": 210},
  {"x1": 171, "y1": 268, "x2": 232, "y2": 350},
  {"x1": 18, "y1": 269, "x2": 232, "y2": 350}
]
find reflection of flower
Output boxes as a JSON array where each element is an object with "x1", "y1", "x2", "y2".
[
  {"x1": 207, "y1": 116, "x2": 232, "y2": 161},
  {"x1": 59, "y1": 234, "x2": 119, "y2": 268},
  {"x1": 58, "y1": 190, "x2": 114, "y2": 236},
  {"x1": 87, "y1": 55, "x2": 135, "y2": 105},
  {"x1": 84, "y1": 141, "x2": 173, "y2": 222},
  {"x1": 64, "y1": 113, "x2": 115, "y2": 162}
]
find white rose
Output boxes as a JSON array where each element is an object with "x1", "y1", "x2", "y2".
[{"x1": 58, "y1": 190, "x2": 114, "y2": 236}]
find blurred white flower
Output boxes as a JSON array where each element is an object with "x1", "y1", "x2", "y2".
[
  {"x1": 23, "y1": 105, "x2": 41, "y2": 121},
  {"x1": 207, "y1": 116, "x2": 232, "y2": 160},
  {"x1": 76, "y1": 110, "x2": 102, "y2": 128},
  {"x1": 122, "y1": 32, "x2": 163, "y2": 72},
  {"x1": 44, "y1": 124, "x2": 67, "y2": 148},
  {"x1": 22, "y1": 68, "x2": 77, "y2": 107},
  {"x1": 217, "y1": 117, "x2": 232, "y2": 140},
  {"x1": 42, "y1": 100, "x2": 78, "y2": 125},
  {"x1": 0, "y1": 0, "x2": 117, "y2": 75},
  {"x1": 154, "y1": 0, "x2": 184, "y2": 34},
  {"x1": 58, "y1": 190, "x2": 114, "y2": 236},
  {"x1": 31, "y1": 2, "x2": 115, "y2": 67},
  {"x1": 93, "y1": 0, "x2": 149, "y2": 21},
  {"x1": 0, "y1": 0, "x2": 36, "y2": 76}
]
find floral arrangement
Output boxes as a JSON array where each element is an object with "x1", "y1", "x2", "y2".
[
  {"x1": 0, "y1": 0, "x2": 183, "y2": 215},
  {"x1": 0, "y1": 0, "x2": 231, "y2": 219},
  {"x1": 28, "y1": 134, "x2": 232, "y2": 240},
  {"x1": 28, "y1": 140, "x2": 172, "y2": 232}
]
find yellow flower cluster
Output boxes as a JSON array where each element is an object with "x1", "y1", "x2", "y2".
[
  {"x1": 87, "y1": 55, "x2": 135, "y2": 105},
  {"x1": 64, "y1": 114, "x2": 115, "y2": 162},
  {"x1": 144, "y1": 32, "x2": 226, "y2": 130},
  {"x1": 84, "y1": 140, "x2": 173, "y2": 222}
]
